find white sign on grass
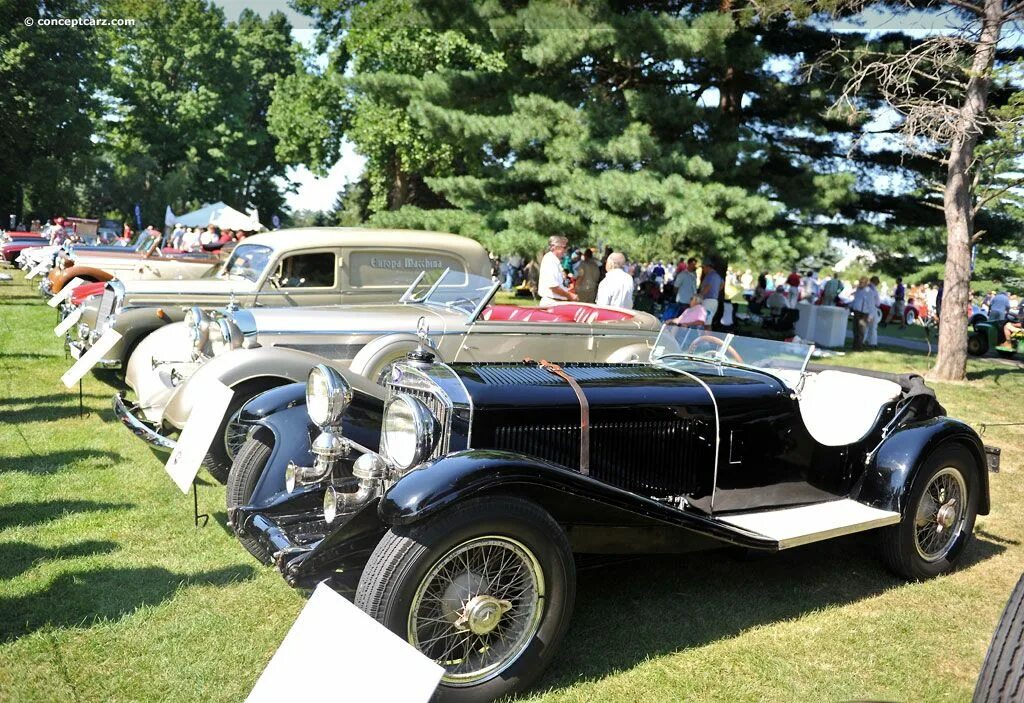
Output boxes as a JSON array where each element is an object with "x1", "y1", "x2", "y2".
[
  {"x1": 164, "y1": 380, "x2": 233, "y2": 493},
  {"x1": 61, "y1": 329, "x2": 122, "y2": 388},
  {"x1": 47, "y1": 277, "x2": 85, "y2": 307},
  {"x1": 54, "y1": 307, "x2": 84, "y2": 337},
  {"x1": 246, "y1": 583, "x2": 443, "y2": 703},
  {"x1": 25, "y1": 261, "x2": 49, "y2": 279}
]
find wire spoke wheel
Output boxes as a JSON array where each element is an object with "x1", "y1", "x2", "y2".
[
  {"x1": 914, "y1": 467, "x2": 968, "y2": 562},
  {"x1": 408, "y1": 536, "x2": 544, "y2": 687},
  {"x1": 223, "y1": 407, "x2": 248, "y2": 460}
]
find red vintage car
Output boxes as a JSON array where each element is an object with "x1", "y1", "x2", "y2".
[{"x1": 879, "y1": 297, "x2": 930, "y2": 325}]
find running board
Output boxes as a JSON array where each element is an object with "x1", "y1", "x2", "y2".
[{"x1": 716, "y1": 499, "x2": 900, "y2": 550}]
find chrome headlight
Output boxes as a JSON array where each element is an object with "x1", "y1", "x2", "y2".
[
  {"x1": 382, "y1": 393, "x2": 439, "y2": 471},
  {"x1": 306, "y1": 364, "x2": 352, "y2": 428},
  {"x1": 185, "y1": 306, "x2": 209, "y2": 353}
]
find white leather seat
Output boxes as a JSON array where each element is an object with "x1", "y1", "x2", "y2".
[{"x1": 798, "y1": 370, "x2": 902, "y2": 446}]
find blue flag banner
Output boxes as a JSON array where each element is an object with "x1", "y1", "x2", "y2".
[{"x1": 134, "y1": 202, "x2": 142, "y2": 230}]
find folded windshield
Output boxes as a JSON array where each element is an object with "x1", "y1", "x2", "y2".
[
  {"x1": 404, "y1": 269, "x2": 498, "y2": 316},
  {"x1": 651, "y1": 326, "x2": 814, "y2": 375}
]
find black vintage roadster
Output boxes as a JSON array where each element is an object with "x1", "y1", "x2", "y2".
[{"x1": 226, "y1": 326, "x2": 995, "y2": 703}]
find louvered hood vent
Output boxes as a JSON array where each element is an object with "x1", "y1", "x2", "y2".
[
  {"x1": 471, "y1": 363, "x2": 679, "y2": 386},
  {"x1": 493, "y1": 418, "x2": 710, "y2": 497}
]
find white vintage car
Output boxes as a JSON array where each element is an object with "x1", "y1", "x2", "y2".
[
  {"x1": 64, "y1": 227, "x2": 491, "y2": 369},
  {"x1": 117, "y1": 270, "x2": 658, "y2": 481}
]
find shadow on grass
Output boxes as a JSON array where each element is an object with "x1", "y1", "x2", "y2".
[
  {"x1": 0, "y1": 393, "x2": 108, "y2": 407},
  {"x1": 0, "y1": 351, "x2": 64, "y2": 360},
  {"x1": 0, "y1": 540, "x2": 119, "y2": 580},
  {"x1": 967, "y1": 365, "x2": 1024, "y2": 382},
  {"x1": 0, "y1": 564, "x2": 258, "y2": 642},
  {"x1": 530, "y1": 533, "x2": 1004, "y2": 696},
  {"x1": 0, "y1": 501, "x2": 133, "y2": 531},
  {"x1": 0, "y1": 403, "x2": 111, "y2": 424},
  {"x1": 1, "y1": 449, "x2": 125, "y2": 475}
]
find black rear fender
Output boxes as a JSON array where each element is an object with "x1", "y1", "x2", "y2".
[
  {"x1": 378, "y1": 450, "x2": 778, "y2": 551},
  {"x1": 855, "y1": 417, "x2": 990, "y2": 515}
]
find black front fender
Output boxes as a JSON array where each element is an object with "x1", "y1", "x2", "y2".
[
  {"x1": 855, "y1": 417, "x2": 990, "y2": 515},
  {"x1": 378, "y1": 450, "x2": 778, "y2": 551},
  {"x1": 238, "y1": 382, "x2": 306, "y2": 423}
]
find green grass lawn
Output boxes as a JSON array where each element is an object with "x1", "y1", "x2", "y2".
[{"x1": 1, "y1": 272, "x2": 1022, "y2": 702}]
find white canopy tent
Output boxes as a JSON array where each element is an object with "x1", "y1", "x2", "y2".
[{"x1": 164, "y1": 202, "x2": 264, "y2": 231}]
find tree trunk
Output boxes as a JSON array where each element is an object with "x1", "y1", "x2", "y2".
[
  {"x1": 388, "y1": 153, "x2": 410, "y2": 210},
  {"x1": 930, "y1": 0, "x2": 1004, "y2": 381}
]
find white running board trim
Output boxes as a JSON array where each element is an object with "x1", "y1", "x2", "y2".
[{"x1": 717, "y1": 499, "x2": 901, "y2": 549}]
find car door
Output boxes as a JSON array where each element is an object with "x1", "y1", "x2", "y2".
[{"x1": 260, "y1": 249, "x2": 342, "y2": 306}]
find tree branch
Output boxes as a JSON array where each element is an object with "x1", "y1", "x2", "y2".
[
  {"x1": 973, "y1": 176, "x2": 1024, "y2": 213},
  {"x1": 948, "y1": 0, "x2": 984, "y2": 14}
]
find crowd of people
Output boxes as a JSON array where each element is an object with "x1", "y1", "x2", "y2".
[
  {"x1": 489, "y1": 244, "x2": 1023, "y2": 352},
  {"x1": 164, "y1": 223, "x2": 251, "y2": 252}
]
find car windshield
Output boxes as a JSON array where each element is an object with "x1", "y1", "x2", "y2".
[
  {"x1": 403, "y1": 269, "x2": 498, "y2": 316},
  {"x1": 210, "y1": 243, "x2": 273, "y2": 282},
  {"x1": 651, "y1": 326, "x2": 814, "y2": 375}
]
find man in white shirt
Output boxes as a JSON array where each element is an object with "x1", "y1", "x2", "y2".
[
  {"x1": 538, "y1": 235, "x2": 576, "y2": 306},
  {"x1": 596, "y1": 252, "x2": 634, "y2": 309},
  {"x1": 865, "y1": 276, "x2": 882, "y2": 347}
]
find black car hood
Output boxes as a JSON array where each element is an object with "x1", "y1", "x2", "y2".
[{"x1": 452, "y1": 361, "x2": 787, "y2": 411}]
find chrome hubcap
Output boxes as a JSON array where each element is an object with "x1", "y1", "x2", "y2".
[
  {"x1": 915, "y1": 468, "x2": 967, "y2": 562},
  {"x1": 408, "y1": 536, "x2": 544, "y2": 686}
]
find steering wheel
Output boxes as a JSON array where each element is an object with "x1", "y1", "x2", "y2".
[{"x1": 686, "y1": 335, "x2": 744, "y2": 364}]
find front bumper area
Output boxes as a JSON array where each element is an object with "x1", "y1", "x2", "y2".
[
  {"x1": 112, "y1": 392, "x2": 177, "y2": 453},
  {"x1": 235, "y1": 498, "x2": 384, "y2": 588},
  {"x1": 68, "y1": 340, "x2": 121, "y2": 368}
]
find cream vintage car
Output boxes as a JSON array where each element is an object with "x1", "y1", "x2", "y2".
[
  {"x1": 47, "y1": 232, "x2": 224, "y2": 288},
  {"x1": 116, "y1": 270, "x2": 658, "y2": 481},
  {"x1": 63, "y1": 227, "x2": 491, "y2": 369}
]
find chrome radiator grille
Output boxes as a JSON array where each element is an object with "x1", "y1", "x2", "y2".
[
  {"x1": 493, "y1": 419, "x2": 711, "y2": 497},
  {"x1": 386, "y1": 382, "x2": 453, "y2": 461}
]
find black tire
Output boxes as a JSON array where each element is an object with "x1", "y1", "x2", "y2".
[
  {"x1": 968, "y1": 333, "x2": 989, "y2": 357},
  {"x1": 203, "y1": 379, "x2": 283, "y2": 484},
  {"x1": 879, "y1": 445, "x2": 979, "y2": 581},
  {"x1": 225, "y1": 427, "x2": 274, "y2": 564},
  {"x1": 355, "y1": 496, "x2": 575, "y2": 703},
  {"x1": 974, "y1": 572, "x2": 1024, "y2": 702},
  {"x1": 970, "y1": 313, "x2": 989, "y2": 327}
]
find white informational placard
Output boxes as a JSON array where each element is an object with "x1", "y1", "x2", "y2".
[
  {"x1": 25, "y1": 261, "x2": 49, "y2": 279},
  {"x1": 54, "y1": 307, "x2": 84, "y2": 337},
  {"x1": 163, "y1": 380, "x2": 234, "y2": 493},
  {"x1": 46, "y1": 277, "x2": 85, "y2": 307},
  {"x1": 60, "y1": 329, "x2": 122, "y2": 388},
  {"x1": 247, "y1": 584, "x2": 443, "y2": 703}
]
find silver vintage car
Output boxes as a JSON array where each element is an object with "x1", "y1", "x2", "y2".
[
  {"x1": 64, "y1": 227, "x2": 491, "y2": 369},
  {"x1": 116, "y1": 270, "x2": 658, "y2": 481}
]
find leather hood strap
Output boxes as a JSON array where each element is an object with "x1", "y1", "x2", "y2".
[{"x1": 525, "y1": 358, "x2": 590, "y2": 476}]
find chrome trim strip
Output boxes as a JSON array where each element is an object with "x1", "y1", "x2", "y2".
[
  {"x1": 654, "y1": 362, "x2": 721, "y2": 515},
  {"x1": 112, "y1": 392, "x2": 177, "y2": 452}
]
